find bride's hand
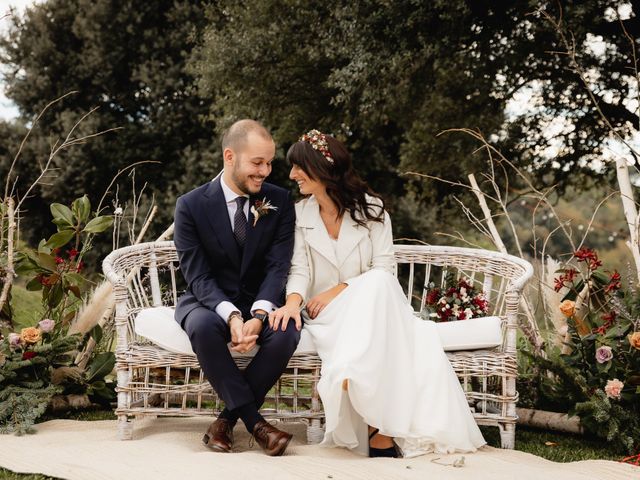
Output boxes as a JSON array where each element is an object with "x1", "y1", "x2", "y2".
[
  {"x1": 306, "y1": 283, "x2": 348, "y2": 319},
  {"x1": 270, "y1": 304, "x2": 302, "y2": 331}
]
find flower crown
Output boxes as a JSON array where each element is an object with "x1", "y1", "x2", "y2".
[{"x1": 299, "y1": 129, "x2": 334, "y2": 164}]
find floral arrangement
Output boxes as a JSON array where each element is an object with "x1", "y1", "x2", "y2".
[
  {"x1": 529, "y1": 247, "x2": 640, "y2": 454},
  {"x1": 250, "y1": 197, "x2": 278, "y2": 227},
  {"x1": 424, "y1": 274, "x2": 489, "y2": 321},
  {"x1": 0, "y1": 196, "x2": 115, "y2": 435}
]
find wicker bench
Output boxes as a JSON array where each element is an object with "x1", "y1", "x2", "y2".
[{"x1": 102, "y1": 241, "x2": 533, "y2": 448}]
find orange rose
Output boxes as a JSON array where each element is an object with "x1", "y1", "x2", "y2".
[
  {"x1": 559, "y1": 300, "x2": 576, "y2": 318},
  {"x1": 629, "y1": 332, "x2": 640, "y2": 350},
  {"x1": 20, "y1": 327, "x2": 42, "y2": 345}
]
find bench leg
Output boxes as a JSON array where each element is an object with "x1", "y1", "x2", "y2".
[
  {"x1": 498, "y1": 422, "x2": 515, "y2": 449},
  {"x1": 117, "y1": 414, "x2": 134, "y2": 440},
  {"x1": 306, "y1": 418, "x2": 325, "y2": 444}
]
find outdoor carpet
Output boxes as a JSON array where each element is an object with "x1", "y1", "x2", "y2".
[{"x1": 0, "y1": 417, "x2": 636, "y2": 480}]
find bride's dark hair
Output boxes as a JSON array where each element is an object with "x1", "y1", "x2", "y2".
[{"x1": 286, "y1": 134, "x2": 385, "y2": 227}]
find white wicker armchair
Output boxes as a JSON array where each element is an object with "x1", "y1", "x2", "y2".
[{"x1": 102, "y1": 241, "x2": 533, "y2": 448}]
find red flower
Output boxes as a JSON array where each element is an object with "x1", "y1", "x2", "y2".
[
  {"x1": 426, "y1": 288, "x2": 441, "y2": 305},
  {"x1": 68, "y1": 248, "x2": 79, "y2": 259},
  {"x1": 55, "y1": 256, "x2": 64, "y2": 264},
  {"x1": 564, "y1": 268, "x2": 578, "y2": 282},
  {"x1": 22, "y1": 351, "x2": 37, "y2": 360},
  {"x1": 593, "y1": 311, "x2": 617, "y2": 334},
  {"x1": 574, "y1": 247, "x2": 596, "y2": 261},
  {"x1": 574, "y1": 247, "x2": 601, "y2": 270},
  {"x1": 554, "y1": 277, "x2": 565, "y2": 292},
  {"x1": 605, "y1": 270, "x2": 622, "y2": 294}
]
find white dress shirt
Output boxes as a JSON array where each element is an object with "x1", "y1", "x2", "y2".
[{"x1": 215, "y1": 175, "x2": 275, "y2": 321}]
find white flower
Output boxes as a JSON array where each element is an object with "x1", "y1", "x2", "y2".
[{"x1": 114, "y1": 207, "x2": 123, "y2": 215}]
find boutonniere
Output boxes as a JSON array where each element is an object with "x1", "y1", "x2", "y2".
[{"x1": 250, "y1": 197, "x2": 278, "y2": 227}]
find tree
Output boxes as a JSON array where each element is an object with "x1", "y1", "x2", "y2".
[
  {"x1": 193, "y1": 0, "x2": 639, "y2": 243},
  {"x1": 0, "y1": 0, "x2": 218, "y2": 247}
]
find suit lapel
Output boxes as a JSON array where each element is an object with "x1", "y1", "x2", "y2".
[
  {"x1": 336, "y1": 214, "x2": 367, "y2": 267},
  {"x1": 298, "y1": 196, "x2": 339, "y2": 268},
  {"x1": 203, "y1": 178, "x2": 241, "y2": 267}
]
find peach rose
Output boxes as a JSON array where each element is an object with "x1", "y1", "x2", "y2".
[
  {"x1": 604, "y1": 378, "x2": 624, "y2": 400},
  {"x1": 559, "y1": 299, "x2": 576, "y2": 318},
  {"x1": 20, "y1": 327, "x2": 42, "y2": 345},
  {"x1": 629, "y1": 332, "x2": 640, "y2": 350}
]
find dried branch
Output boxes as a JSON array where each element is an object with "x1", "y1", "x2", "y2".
[{"x1": 0, "y1": 198, "x2": 16, "y2": 315}]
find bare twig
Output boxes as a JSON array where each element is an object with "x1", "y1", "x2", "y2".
[{"x1": 0, "y1": 198, "x2": 16, "y2": 315}]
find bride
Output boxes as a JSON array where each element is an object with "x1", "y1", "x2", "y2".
[{"x1": 269, "y1": 130, "x2": 486, "y2": 458}]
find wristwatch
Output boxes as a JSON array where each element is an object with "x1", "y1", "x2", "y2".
[
  {"x1": 253, "y1": 311, "x2": 269, "y2": 323},
  {"x1": 227, "y1": 311, "x2": 242, "y2": 324}
]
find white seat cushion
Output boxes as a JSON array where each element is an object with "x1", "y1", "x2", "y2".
[
  {"x1": 134, "y1": 306, "x2": 316, "y2": 356},
  {"x1": 434, "y1": 315, "x2": 503, "y2": 351},
  {"x1": 134, "y1": 307, "x2": 502, "y2": 356}
]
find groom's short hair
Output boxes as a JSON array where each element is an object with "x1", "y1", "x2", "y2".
[{"x1": 221, "y1": 119, "x2": 272, "y2": 153}]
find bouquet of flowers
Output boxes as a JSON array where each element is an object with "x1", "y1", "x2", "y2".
[
  {"x1": 424, "y1": 274, "x2": 489, "y2": 321},
  {"x1": 529, "y1": 247, "x2": 640, "y2": 454}
]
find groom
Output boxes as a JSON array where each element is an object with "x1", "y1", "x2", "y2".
[{"x1": 173, "y1": 119, "x2": 300, "y2": 456}]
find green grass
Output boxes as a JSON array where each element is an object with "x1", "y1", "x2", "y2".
[
  {"x1": 480, "y1": 426, "x2": 623, "y2": 462},
  {"x1": 0, "y1": 470, "x2": 61, "y2": 480},
  {"x1": 6, "y1": 284, "x2": 43, "y2": 331}
]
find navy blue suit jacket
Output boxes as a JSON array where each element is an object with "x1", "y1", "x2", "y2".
[{"x1": 173, "y1": 177, "x2": 295, "y2": 325}]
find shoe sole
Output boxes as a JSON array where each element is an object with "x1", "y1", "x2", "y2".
[{"x1": 202, "y1": 433, "x2": 232, "y2": 453}]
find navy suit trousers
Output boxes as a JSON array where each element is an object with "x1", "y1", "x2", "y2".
[{"x1": 182, "y1": 306, "x2": 300, "y2": 411}]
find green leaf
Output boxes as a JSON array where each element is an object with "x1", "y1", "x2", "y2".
[
  {"x1": 50, "y1": 203, "x2": 74, "y2": 227},
  {"x1": 90, "y1": 324, "x2": 103, "y2": 344},
  {"x1": 67, "y1": 285, "x2": 82, "y2": 299},
  {"x1": 48, "y1": 283, "x2": 64, "y2": 309},
  {"x1": 45, "y1": 229, "x2": 75, "y2": 249},
  {"x1": 72, "y1": 195, "x2": 91, "y2": 223},
  {"x1": 83, "y1": 215, "x2": 113, "y2": 233},
  {"x1": 38, "y1": 252, "x2": 58, "y2": 272},
  {"x1": 86, "y1": 352, "x2": 115, "y2": 382},
  {"x1": 37, "y1": 239, "x2": 50, "y2": 254},
  {"x1": 25, "y1": 277, "x2": 43, "y2": 291},
  {"x1": 64, "y1": 272, "x2": 85, "y2": 286},
  {"x1": 591, "y1": 270, "x2": 610, "y2": 286}
]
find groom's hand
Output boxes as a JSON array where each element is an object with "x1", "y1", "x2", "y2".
[{"x1": 229, "y1": 317, "x2": 258, "y2": 353}]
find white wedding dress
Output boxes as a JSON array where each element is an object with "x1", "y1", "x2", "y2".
[
  {"x1": 286, "y1": 196, "x2": 486, "y2": 458},
  {"x1": 304, "y1": 244, "x2": 486, "y2": 458}
]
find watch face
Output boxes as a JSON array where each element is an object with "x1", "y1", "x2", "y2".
[{"x1": 255, "y1": 312, "x2": 268, "y2": 321}]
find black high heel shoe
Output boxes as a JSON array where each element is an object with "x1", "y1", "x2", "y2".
[{"x1": 368, "y1": 428, "x2": 401, "y2": 458}]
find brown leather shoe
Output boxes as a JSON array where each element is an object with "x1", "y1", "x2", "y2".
[
  {"x1": 202, "y1": 418, "x2": 234, "y2": 453},
  {"x1": 251, "y1": 420, "x2": 293, "y2": 456}
]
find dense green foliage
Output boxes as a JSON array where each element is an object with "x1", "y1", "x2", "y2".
[
  {"x1": 1, "y1": 1, "x2": 637, "y2": 246},
  {"x1": 0, "y1": 0, "x2": 217, "y2": 246}
]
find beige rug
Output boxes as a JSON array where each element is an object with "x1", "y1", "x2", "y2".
[{"x1": 0, "y1": 417, "x2": 636, "y2": 480}]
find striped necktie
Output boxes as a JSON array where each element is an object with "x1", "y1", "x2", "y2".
[{"x1": 234, "y1": 196, "x2": 248, "y2": 248}]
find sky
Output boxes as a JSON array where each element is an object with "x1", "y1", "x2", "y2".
[{"x1": 0, "y1": 0, "x2": 39, "y2": 120}]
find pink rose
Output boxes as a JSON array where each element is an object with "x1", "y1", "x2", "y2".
[
  {"x1": 595, "y1": 346, "x2": 613, "y2": 364},
  {"x1": 38, "y1": 319, "x2": 55, "y2": 333},
  {"x1": 604, "y1": 378, "x2": 624, "y2": 400},
  {"x1": 8, "y1": 333, "x2": 21, "y2": 348}
]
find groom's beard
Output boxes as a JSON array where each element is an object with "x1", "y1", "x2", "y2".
[{"x1": 231, "y1": 169, "x2": 266, "y2": 195}]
